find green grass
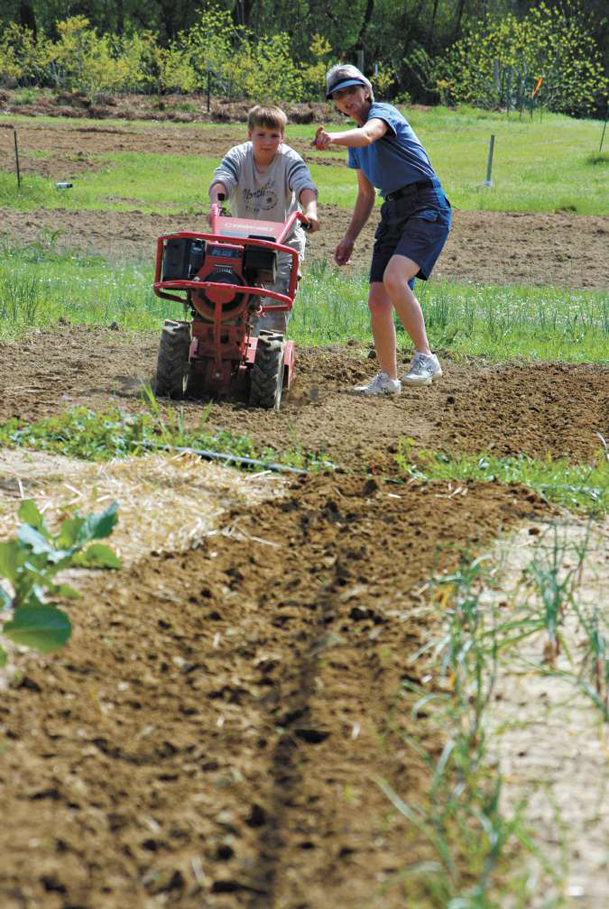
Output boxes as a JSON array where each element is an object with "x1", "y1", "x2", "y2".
[
  {"x1": 396, "y1": 440, "x2": 609, "y2": 518},
  {"x1": 402, "y1": 105, "x2": 609, "y2": 216},
  {"x1": 295, "y1": 264, "x2": 608, "y2": 363},
  {"x1": 0, "y1": 233, "x2": 172, "y2": 333},
  {"x1": 1, "y1": 106, "x2": 608, "y2": 215},
  {"x1": 0, "y1": 402, "x2": 330, "y2": 472},
  {"x1": 1, "y1": 239, "x2": 607, "y2": 364}
]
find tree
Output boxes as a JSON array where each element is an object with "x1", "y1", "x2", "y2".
[{"x1": 443, "y1": 2, "x2": 607, "y2": 116}]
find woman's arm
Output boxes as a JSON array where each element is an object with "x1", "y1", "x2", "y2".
[
  {"x1": 335, "y1": 169, "x2": 375, "y2": 265},
  {"x1": 313, "y1": 118, "x2": 387, "y2": 151}
]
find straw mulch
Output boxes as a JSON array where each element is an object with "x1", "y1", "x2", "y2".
[{"x1": 0, "y1": 449, "x2": 285, "y2": 565}]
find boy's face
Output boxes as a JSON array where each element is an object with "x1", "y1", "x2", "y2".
[{"x1": 249, "y1": 125, "x2": 284, "y2": 166}]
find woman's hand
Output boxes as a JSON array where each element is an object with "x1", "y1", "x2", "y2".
[
  {"x1": 335, "y1": 237, "x2": 354, "y2": 266},
  {"x1": 311, "y1": 126, "x2": 332, "y2": 151}
]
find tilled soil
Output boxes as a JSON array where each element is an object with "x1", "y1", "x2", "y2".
[
  {"x1": 0, "y1": 328, "x2": 607, "y2": 907},
  {"x1": 0, "y1": 113, "x2": 608, "y2": 908},
  {"x1": 0, "y1": 329, "x2": 607, "y2": 468}
]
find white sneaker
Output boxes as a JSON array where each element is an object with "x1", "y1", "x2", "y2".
[
  {"x1": 401, "y1": 352, "x2": 443, "y2": 386},
  {"x1": 353, "y1": 371, "x2": 401, "y2": 395}
]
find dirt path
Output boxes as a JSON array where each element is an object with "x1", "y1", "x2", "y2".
[{"x1": 0, "y1": 460, "x2": 550, "y2": 909}]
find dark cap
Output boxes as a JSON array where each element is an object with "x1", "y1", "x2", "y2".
[{"x1": 326, "y1": 77, "x2": 366, "y2": 99}]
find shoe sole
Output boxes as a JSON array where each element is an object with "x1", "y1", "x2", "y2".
[
  {"x1": 354, "y1": 388, "x2": 402, "y2": 395},
  {"x1": 402, "y1": 369, "x2": 443, "y2": 387}
]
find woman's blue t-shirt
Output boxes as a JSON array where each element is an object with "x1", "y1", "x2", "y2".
[{"x1": 347, "y1": 102, "x2": 436, "y2": 196}]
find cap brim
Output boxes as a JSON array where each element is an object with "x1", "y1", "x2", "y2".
[{"x1": 326, "y1": 78, "x2": 366, "y2": 99}]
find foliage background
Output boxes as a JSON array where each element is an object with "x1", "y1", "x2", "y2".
[{"x1": 0, "y1": 1, "x2": 607, "y2": 115}]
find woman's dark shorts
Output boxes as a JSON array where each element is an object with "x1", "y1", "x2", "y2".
[{"x1": 370, "y1": 181, "x2": 451, "y2": 284}]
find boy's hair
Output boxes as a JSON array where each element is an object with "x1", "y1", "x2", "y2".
[
  {"x1": 325, "y1": 64, "x2": 375, "y2": 102},
  {"x1": 247, "y1": 104, "x2": 287, "y2": 132}
]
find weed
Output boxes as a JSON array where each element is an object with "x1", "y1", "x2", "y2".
[
  {"x1": 13, "y1": 88, "x2": 39, "y2": 105},
  {"x1": 585, "y1": 152, "x2": 609, "y2": 166},
  {"x1": 0, "y1": 402, "x2": 330, "y2": 472}
]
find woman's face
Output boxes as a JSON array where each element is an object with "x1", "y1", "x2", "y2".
[{"x1": 332, "y1": 85, "x2": 371, "y2": 125}]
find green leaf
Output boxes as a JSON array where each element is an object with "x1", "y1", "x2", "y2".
[
  {"x1": 0, "y1": 585, "x2": 12, "y2": 609},
  {"x1": 3, "y1": 606, "x2": 72, "y2": 653},
  {"x1": 76, "y1": 543, "x2": 121, "y2": 569},
  {"x1": 56, "y1": 516, "x2": 86, "y2": 549},
  {"x1": 83, "y1": 501, "x2": 119, "y2": 541},
  {"x1": 0, "y1": 646, "x2": 7, "y2": 668},
  {"x1": 54, "y1": 583, "x2": 81, "y2": 600},
  {"x1": 17, "y1": 499, "x2": 47, "y2": 534},
  {"x1": 17, "y1": 523, "x2": 53, "y2": 554},
  {"x1": 0, "y1": 540, "x2": 23, "y2": 584}
]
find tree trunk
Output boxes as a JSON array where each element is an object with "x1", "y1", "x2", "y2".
[
  {"x1": 453, "y1": 0, "x2": 466, "y2": 42},
  {"x1": 19, "y1": 2, "x2": 37, "y2": 37},
  {"x1": 116, "y1": 0, "x2": 125, "y2": 36},
  {"x1": 427, "y1": 0, "x2": 439, "y2": 49},
  {"x1": 356, "y1": 0, "x2": 375, "y2": 53}
]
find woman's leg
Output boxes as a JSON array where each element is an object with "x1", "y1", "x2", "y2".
[
  {"x1": 382, "y1": 254, "x2": 432, "y2": 355},
  {"x1": 368, "y1": 281, "x2": 398, "y2": 379}
]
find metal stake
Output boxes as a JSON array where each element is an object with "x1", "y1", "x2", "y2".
[
  {"x1": 13, "y1": 128, "x2": 21, "y2": 190},
  {"x1": 483, "y1": 134, "x2": 495, "y2": 187}
]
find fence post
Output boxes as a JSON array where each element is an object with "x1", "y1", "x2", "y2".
[
  {"x1": 13, "y1": 128, "x2": 21, "y2": 190},
  {"x1": 482, "y1": 134, "x2": 495, "y2": 187}
]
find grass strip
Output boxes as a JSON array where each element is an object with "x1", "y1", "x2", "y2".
[
  {"x1": 0, "y1": 402, "x2": 330, "y2": 473},
  {"x1": 297, "y1": 264, "x2": 609, "y2": 364},
  {"x1": 395, "y1": 440, "x2": 609, "y2": 518},
  {"x1": 1, "y1": 404, "x2": 606, "y2": 519},
  {"x1": 1, "y1": 239, "x2": 607, "y2": 364},
  {"x1": 2, "y1": 106, "x2": 608, "y2": 215}
]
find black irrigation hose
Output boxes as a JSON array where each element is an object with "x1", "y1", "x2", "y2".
[{"x1": 138, "y1": 441, "x2": 337, "y2": 475}]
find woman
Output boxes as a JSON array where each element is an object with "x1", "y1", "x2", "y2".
[{"x1": 313, "y1": 64, "x2": 451, "y2": 393}]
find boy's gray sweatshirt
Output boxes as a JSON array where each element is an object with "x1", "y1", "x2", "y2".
[{"x1": 209, "y1": 142, "x2": 317, "y2": 259}]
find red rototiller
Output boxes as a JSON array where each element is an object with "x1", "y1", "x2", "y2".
[{"x1": 152, "y1": 203, "x2": 308, "y2": 410}]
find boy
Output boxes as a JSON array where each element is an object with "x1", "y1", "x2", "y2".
[{"x1": 208, "y1": 104, "x2": 319, "y2": 335}]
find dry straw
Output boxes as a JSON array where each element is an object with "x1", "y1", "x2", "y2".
[{"x1": 0, "y1": 449, "x2": 285, "y2": 565}]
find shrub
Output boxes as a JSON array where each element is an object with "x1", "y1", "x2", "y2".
[{"x1": 0, "y1": 23, "x2": 50, "y2": 87}]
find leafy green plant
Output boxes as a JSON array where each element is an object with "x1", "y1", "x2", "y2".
[{"x1": 0, "y1": 499, "x2": 120, "y2": 666}]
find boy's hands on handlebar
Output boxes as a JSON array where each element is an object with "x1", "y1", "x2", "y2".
[{"x1": 302, "y1": 215, "x2": 320, "y2": 233}]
